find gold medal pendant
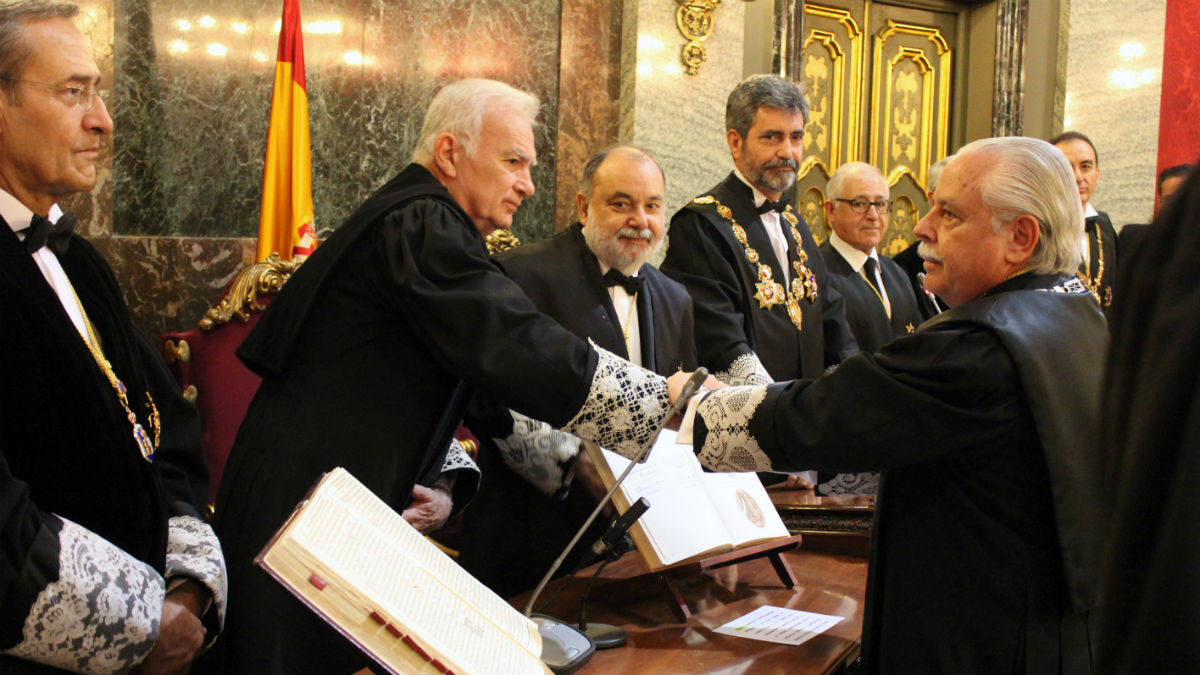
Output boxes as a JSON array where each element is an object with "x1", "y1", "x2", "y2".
[
  {"x1": 755, "y1": 280, "x2": 786, "y2": 309},
  {"x1": 786, "y1": 297, "x2": 803, "y2": 330}
]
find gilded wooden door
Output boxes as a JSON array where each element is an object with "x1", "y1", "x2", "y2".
[{"x1": 792, "y1": 0, "x2": 960, "y2": 256}]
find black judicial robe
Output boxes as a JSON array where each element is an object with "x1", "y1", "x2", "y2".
[
  {"x1": 1082, "y1": 211, "x2": 1119, "y2": 310},
  {"x1": 209, "y1": 164, "x2": 659, "y2": 674},
  {"x1": 818, "y1": 241, "x2": 924, "y2": 352},
  {"x1": 0, "y1": 223, "x2": 214, "y2": 673},
  {"x1": 458, "y1": 223, "x2": 697, "y2": 597},
  {"x1": 694, "y1": 274, "x2": 1106, "y2": 673},
  {"x1": 661, "y1": 173, "x2": 857, "y2": 380},
  {"x1": 1095, "y1": 166, "x2": 1200, "y2": 672}
]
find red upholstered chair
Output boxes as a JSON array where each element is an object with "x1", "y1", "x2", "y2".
[{"x1": 161, "y1": 253, "x2": 302, "y2": 506}]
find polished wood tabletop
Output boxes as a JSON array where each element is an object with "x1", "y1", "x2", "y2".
[{"x1": 514, "y1": 547, "x2": 868, "y2": 675}]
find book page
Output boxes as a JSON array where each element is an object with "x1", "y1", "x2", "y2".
[
  {"x1": 698, "y1": 470, "x2": 790, "y2": 547},
  {"x1": 284, "y1": 469, "x2": 543, "y2": 674},
  {"x1": 594, "y1": 430, "x2": 733, "y2": 566}
]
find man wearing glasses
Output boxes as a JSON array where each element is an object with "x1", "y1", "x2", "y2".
[
  {"x1": 0, "y1": 2, "x2": 225, "y2": 673},
  {"x1": 819, "y1": 162, "x2": 924, "y2": 353}
]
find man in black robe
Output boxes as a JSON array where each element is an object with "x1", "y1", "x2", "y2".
[
  {"x1": 1052, "y1": 131, "x2": 1118, "y2": 310},
  {"x1": 1095, "y1": 160, "x2": 1200, "y2": 673},
  {"x1": 661, "y1": 74, "x2": 857, "y2": 388},
  {"x1": 677, "y1": 137, "x2": 1106, "y2": 673},
  {"x1": 208, "y1": 80, "x2": 681, "y2": 673},
  {"x1": 818, "y1": 162, "x2": 923, "y2": 352},
  {"x1": 458, "y1": 146, "x2": 697, "y2": 596},
  {"x1": 0, "y1": 4, "x2": 226, "y2": 673}
]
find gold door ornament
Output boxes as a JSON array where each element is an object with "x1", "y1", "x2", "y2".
[{"x1": 676, "y1": 0, "x2": 720, "y2": 75}]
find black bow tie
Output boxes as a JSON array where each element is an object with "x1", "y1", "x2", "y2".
[
  {"x1": 603, "y1": 268, "x2": 643, "y2": 295},
  {"x1": 756, "y1": 199, "x2": 786, "y2": 215},
  {"x1": 23, "y1": 212, "x2": 76, "y2": 256},
  {"x1": 1084, "y1": 216, "x2": 1097, "y2": 233}
]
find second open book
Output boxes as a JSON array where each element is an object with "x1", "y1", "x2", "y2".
[{"x1": 584, "y1": 429, "x2": 790, "y2": 570}]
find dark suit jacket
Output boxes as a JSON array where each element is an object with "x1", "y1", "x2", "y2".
[
  {"x1": 459, "y1": 223, "x2": 697, "y2": 596},
  {"x1": 661, "y1": 173, "x2": 857, "y2": 380},
  {"x1": 819, "y1": 241, "x2": 924, "y2": 352}
]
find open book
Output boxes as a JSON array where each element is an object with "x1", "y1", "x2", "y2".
[
  {"x1": 256, "y1": 468, "x2": 550, "y2": 675},
  {"x1": 584, "y1": 429, "x2": 789, "y2": 570}
]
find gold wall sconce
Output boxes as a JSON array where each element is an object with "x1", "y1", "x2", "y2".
[{"x1": 676, "y1": 0, "x2": 721, "y2": 75}]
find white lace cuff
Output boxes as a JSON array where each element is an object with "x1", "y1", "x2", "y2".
[
  {"x1": 2, "y1": 518, "x2": 165, "y2": 674},
  {"x1": 816, "y1": 472, "x2": 880, "y2": 496},
  {"x1": 714, "y1": 352, "x2": 774, "y2": 386},
  {"x1": 494, "y1": 410, "x2": 582, "y2": 496},
  {"x1": 441, "y1": 438, "x2": 479, "y2": 476},
  {"x1": 695, "y1": 385, "x2": 774, "y2": 472},
  {"x1": 561, "y1": 342, "x2": 669, "y2": 460},
  {"x1": 165, "y1": 515, "x2": 228, "y2": 638}
]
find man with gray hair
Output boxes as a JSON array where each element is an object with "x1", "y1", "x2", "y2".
[
  {"x1": 0, "y1": 2, "x2": 226, "y2": 673},
  {"x1": 210, "y1": 81, "x2": 680, "y2": 673},
  {"x1": 676, "y1": 136, "x2": 1106, "y2": 672},
  {"x1": 661, "y1": 74, "x2": 856, "y2": 388},
  {"x1": 819, "y1": 161, "x2": 923, "y2": 352}
]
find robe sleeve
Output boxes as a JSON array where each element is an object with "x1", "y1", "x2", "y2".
[
  {"x1": 0, "y1": 453, "x2": 165, "y2": 674},
  {"x1": 693, "y1": 323, "x2": 1024, "y2": 472},
  {"x1": 435, "y1": 439, "x2": 480, "y2": 517},
  {"x1": 371, "y1": 200, "x2": 669, "y2": 460},
  {"x1": 661, "y1": 208, "x2": 758, "y2": 373}
]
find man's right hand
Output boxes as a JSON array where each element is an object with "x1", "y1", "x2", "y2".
[{"x1": 136, "y1": 585, "x2": 206, "y2": 674}]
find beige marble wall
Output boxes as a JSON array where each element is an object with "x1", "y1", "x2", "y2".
[
  {"x1": 620, "y1": 0, "x2": 745, "y2": 218},
  {"x1": 1064, "y1": 0, "x2": 1166, "y2": 226}
]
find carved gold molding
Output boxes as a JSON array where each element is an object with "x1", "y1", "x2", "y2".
[
  {"x1": 676, "y1": 0, "x2": 720, "y2": 75},
  {"x1": 870, "y1": 20, "x2": 952, "y2": 186},
  {"x1": 198, "y1": 252, "x2": 302, "y2": 330},
  {"x1": 803, "y1": 4, "x2": 863, "y2": 161}
]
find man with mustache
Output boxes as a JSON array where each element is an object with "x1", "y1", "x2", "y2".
[
  {"x1": 819, "y1": 162, "x2": 924, "y2": 352},
  {"x1": 458, "y1": 145, "x2": 696, "y2": 596},
  {"x1": 677, "y1": 137, "x2": 1106, "y2": 673},
  {"x1": 661, "y1": 75, "x2": 856, "y2": 389}
]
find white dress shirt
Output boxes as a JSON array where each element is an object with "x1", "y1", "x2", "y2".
[
  {"x1": 597, "y1": 261, "x2": 643, "y2": 367},
  {"x1": 829, "y1": 230, "x2": 891, "y2": 318},
  {"x1": 1080, "y1": 202, "x2": 1099, "y2": 267}
]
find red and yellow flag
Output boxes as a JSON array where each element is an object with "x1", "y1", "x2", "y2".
[{"x1": 257, "y1": 0, "x2": 315, "y2": 261}]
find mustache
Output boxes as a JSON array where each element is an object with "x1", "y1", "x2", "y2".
[
  {"x1": 763, "y1": 158, "x2": 799, "y2": 171},
  {"x1": 617, "y1": 226, "x2": 654, "y2": 242},
  {"x1": 917, "y1": 242, "x2": 942, "y2": 264}
]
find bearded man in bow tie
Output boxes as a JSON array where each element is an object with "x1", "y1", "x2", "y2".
[{"x1": 459, "y1": 145, "x2": 697, "y2": 596}]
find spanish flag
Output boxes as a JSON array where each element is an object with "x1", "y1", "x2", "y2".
[{"x1": 257, "y1": 0, "x2": 315, "y2": 261}]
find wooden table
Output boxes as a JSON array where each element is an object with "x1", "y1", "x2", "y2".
[{"x1": 513, "y1": 548, "x2": 868, "y2": 674}]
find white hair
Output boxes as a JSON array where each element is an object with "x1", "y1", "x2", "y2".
[
  {"x1": 412, "y1": 79, "x2": 540, "y2": 164},
  {"x1": 955, "y1": 136, "x2": 1083, "y2": 275},
  {"x1": 927, "y1": 156, "x2": 953, "y2": 194},
  {"x1": 826, "y1": 161, "x2": 887, "y2": 200}
]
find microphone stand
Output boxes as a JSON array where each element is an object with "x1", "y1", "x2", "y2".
[{"x1": 525, "y1": 368, "x2": 709, "y2": 673}]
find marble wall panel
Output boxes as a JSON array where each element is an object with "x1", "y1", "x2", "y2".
[
  {"x1": 555, "y1": 0, "x2": 625, "y2": 231},
  {"x1": 1064, "y1": 0, "x2": 1166, "y2": 226},
  {"x1": 91, "y1": 236, "x2": 254, "y2": 338},
  {"x1": 622, "y1": 0, "x2": 745, "y2": 220}
]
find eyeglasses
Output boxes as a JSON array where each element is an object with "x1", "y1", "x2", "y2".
[
  {"x1": 0, "y1": 78, "x2": 108, "y2": 112},
  {"x1": 836, "y1": 198, "x2": 892, "y2": 214}
]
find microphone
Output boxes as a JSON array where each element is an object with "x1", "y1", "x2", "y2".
[
  {"x1": 524, "y1": 368, "x2": 709, "y2": 673},
  {"x1": 916, "y1": 272, "x2": 943, "y2": 314}
]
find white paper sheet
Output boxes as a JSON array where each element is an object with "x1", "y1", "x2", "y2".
[{"x1": 714, "y1": 605, "x2": 844, "y2": 646}]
